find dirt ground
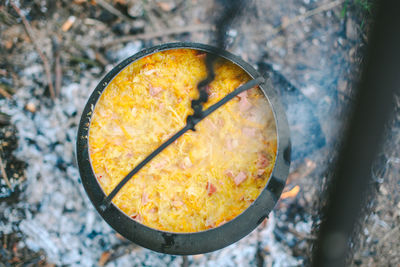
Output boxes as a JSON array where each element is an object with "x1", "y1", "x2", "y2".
[{"x1": 1, "y1": 0, "x2": 399, "y2": 266}]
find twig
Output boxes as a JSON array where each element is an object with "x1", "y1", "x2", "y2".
[
  {"x1": 378, "y1": 224, "x2": 400, "y2": 246},
  {"x1": 271, "y1": 0, "x2": 344, "y2": 36},
  {"x1": 0, "y1": 112, "x2": 11, "y2": 125},
  {"x1": 0, "y1": 85, "x2": 12, "y2": 99},
  {"x1": 0, "y1": 153, "x2": 12, "y2": 189},
  {"x1": 53, "y1": 37, "x2": 62, "y2": 97},
  {"x1": 0, "y1": 7, "x2": 17, "y2": 25},
  {"x1": 69, "y1": 56, "x2": 101, "y2": 67},
  {"x1": 55, "y1": 52, "x2": 61, "y2": 97},
  {"x1": 142, "y1": 1, "x2": 168, "y2": 31},
  {"x1": 287, "y1": 227, "x2": 317, "y2": 240},
  {"x1": 0, "y1": 69, "x2": 7, "y2": 76},
  {"x1": 181, "y1": 256, "x2": 188, "y2": 267},
  {"x1": 99, "y1": 24, "x2": 213, "y2": 47},
  {"x1": 95, "y1": 52, "x2": 109, "y2": 66},
  {"x1": 95, "y1": 0, "x2": 131, "y2": 22},
  {"x1": 11, "y1": 2, "x2": 55, "y2": 100}
]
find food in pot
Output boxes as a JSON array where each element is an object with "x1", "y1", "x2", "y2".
[{"x1": 89, "y1": 49, "x2": 277, "y2": 232}]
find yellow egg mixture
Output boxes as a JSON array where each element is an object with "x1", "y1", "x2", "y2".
[{"x1": 89, "y1": 49, "x2": 277, "y2": 232}]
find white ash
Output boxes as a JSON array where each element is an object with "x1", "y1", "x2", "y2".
[
  {"x1": 0, "y1": 47, "x2": 303, "y2": 266},
  {"x1": 106, "y1": 251, "x2": 183, "y2": 267},
  {"x1": 107, "y1": 41, "x2": 142, "y2": 63},
  {"x1": 260, "y1": 213, "x2": 303, "y2": 267}
]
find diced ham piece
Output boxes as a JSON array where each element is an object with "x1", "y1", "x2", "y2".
[
  {"x1": 257, "y1": 169, "x2": 265, "y2": 176},
  {"x1": 226, "y1": 138, "x2": 239, "y2": 150},
  {"x1": 204, "y1": 85, "x2": 216, "y2": 98},
  {"x1": 205, "y1": 119, "x2": 218, "y2": 130},
  {"x1": 205, "y1": 218, "x2": 216, "y2": 228},
  {"x1": 238, "y1": 90, "x2": 252, "y2": 112},
  {"x1": 238, "y1": 90, "x2": 247, "y2": 98},
  {"x1": 216, "y1": 118, "x2": 225, "y2": 127},
  {"x1": 257, "y1": 152, "x2": 270, "y2": 177},
  {"x1": 172, "y1": 200, "x2": 184, "y2": 207},
  {"x1": 226, "y1": 139, "x2": 233, "y2": 150},
  {"x1": 149, "y1": 86, "x2": 162, "y2": 96},
  {"x1": 242, "y1": 127, "x2": 256, "y2": 137},
  {"x1": 131, "y1": 213, "x2": 142, "y2": 222},
  {"x1": 257, "y1": 152, "x2": 270, "y2": 168},
  {"x1": 206, "y1": 182, "x2": 217, "y2": 196},
  {"x1": 149, "y1": 207, "x2": 158, "y2": 213},
  {"x1": 196, "y1": 52, "x2": 207, "y2": 58},
  {"x1": 225, "y1": 170, "x2": 234, "y2": 178},
  {"x1": 144, "y1": 69, "x2": 156, "y2": 75},
  {"x1": 152, "y1": 159, "x2": 167, "y2": 169},
  {"x1": 218, "y1": 220, "x2": 227, "y2": 226},
  {"x1": 141, "y1": 192, "x2": 149, "y2": 205},
  {"x1": 234, "y1": 171, "x2": 247, "y2": 186},
  {"x1": 180, "y1": 156, "x2": 192, "y2": 169},
  {"x1": 205, "y1": 85, "x2": 211, "y2": 94}
]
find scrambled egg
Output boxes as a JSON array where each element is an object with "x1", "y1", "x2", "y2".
[{"x1": 89, "y1": 49, "x2": 277, "y2": 232}]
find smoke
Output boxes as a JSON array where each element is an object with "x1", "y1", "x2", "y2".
[
  {"x1": 214, "y1": 0, "x2": 248, "y2": 49},
  {"x1": 258, "y1": 62, "x2": 326, "y2": 162},
  {"x1": 190, "y1": 0, "x2": 249, "y2": 122}
]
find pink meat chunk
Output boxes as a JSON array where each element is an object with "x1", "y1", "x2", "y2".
[
  {"x1": 179, "y1": 156, "x2": 192, "y2": 169},
  {"x1": 257, "y1": 153, "x2": 270, "y2": 168},
  {"x1": 238, "y1": 91, "x2": 252, "y2": 112},
  {"x1": 141, "y1": 192, "x2": 149, "y2": 205},
  {"x1": 131, "y1": 213, "x2": 143, "y2": 222},
  {"x1": 152, "y1": 159, "x2": 167, "y2": 169},
  {"x1": 242, "y1": 127, "x2": 256, "y2": 137},
  {"x1": 149, "y1": 86, "x2": 163, "y2": 96},
  {"x1": 172, "y1": 200, "x2": 184, "y2": 207},
  {"x1": 225, "y1": 138, "x2": 239, "y2": 150},
  {"x1": 225, "y1": 170, "x2": 234, "y2": 178},
  {"x1": 207, "y1": 182, "x2": 217, "y2": 196},
  {"x1": 234, "y1": 171, "x2": 247, "y2": 185},
  {"x1": 257, "y1": 153, "x2": 270, "y2": 176}
]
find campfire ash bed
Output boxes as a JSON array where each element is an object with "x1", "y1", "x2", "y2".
[{"x1": 76, "y1": 42, "x2": 290, "y2": 254}]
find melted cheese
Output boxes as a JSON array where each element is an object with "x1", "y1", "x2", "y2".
[{"x1": 89, "y1": 49, "x2": 277, "y2": 232}]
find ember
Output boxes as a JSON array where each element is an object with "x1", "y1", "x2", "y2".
[{"x1": 281, "y1": 185, "x2": 300, "y2": 199}]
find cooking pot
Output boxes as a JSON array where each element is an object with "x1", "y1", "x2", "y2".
[{"x1": 76, "y1": 42, "x2": 291, "y2": 255}]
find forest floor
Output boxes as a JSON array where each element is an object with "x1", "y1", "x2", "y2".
[{"x1": 1, "y1": 0, "x2": 399, "y2": 266}]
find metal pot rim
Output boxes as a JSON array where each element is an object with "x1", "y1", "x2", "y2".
[{"x1": 76, "y1": 42, "x2": 291, "y2": 255}]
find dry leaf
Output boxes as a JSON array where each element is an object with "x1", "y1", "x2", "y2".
[
  {"x1": 281, "y1": 16, "x2": 290, "y2": 28},
  {"x1": 61, "y1": 16, "x2": 76, "y2": 32},
  {"x1": 98, "y1": 251, "x2": 111, "y2": 267},
  {"x1": 157, "y1": 2, "x2": 174, "y2": 12}
]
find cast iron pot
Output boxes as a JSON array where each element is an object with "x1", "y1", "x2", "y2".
[{"x1": 76, "y1": 42, "x2": 291, "y2": 255}]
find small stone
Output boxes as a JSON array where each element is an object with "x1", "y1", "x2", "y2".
[
  {"x1": 127, "y1": 1, "x2": 144, "y2": 18},
  {"x1": 349, "y1": 47, "x2": 357, "y2": 63},
  {"x1": 337, "y1": 79, "x2": 348, "y2": 93},
  {"x1": 156, "y1": 1, "x2": 176, "y2": 12},
  {"x1": 112, "y1": 23, "x2": 131, "y2": 35},
  {"x1": 281, "y1": 16, "x2": 290, "y2": 28},
  {"x1": 25, "y1": 102, "x2": 36, "y2": 113},
  {"x1": 130, "y1": 20, "x2": 146, "y2": 34},
  {"x1": 346, "y1": 18, "x2": 358, "y2": 41},
  {"x1": 312, "y1": 38, "x2": 320, "y2": 46}
]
